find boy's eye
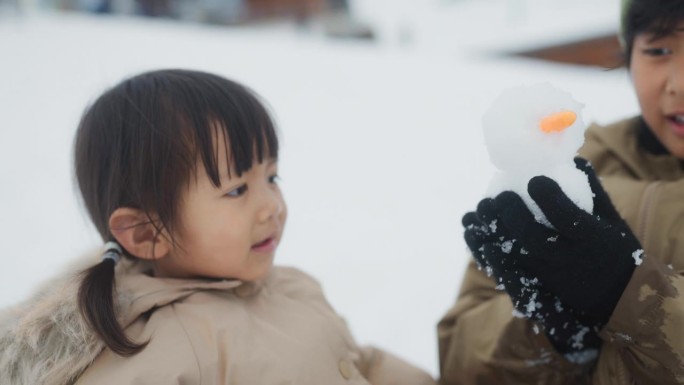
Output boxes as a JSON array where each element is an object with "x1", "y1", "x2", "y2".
[
  {"x1": 268, "y1": 174, "x2": 280, "y2": 184},
  {"x1": 225, "y1": 184, "x2": 248, "y2": 197},
  {"x1": 642, "y1": 47, "x2": 673, "y2": 56}
]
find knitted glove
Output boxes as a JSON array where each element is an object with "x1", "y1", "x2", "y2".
[
  {"x1": 463, "y1": 199, "x2": 601, "y2": 359},
  {"x1": 492, "y1": 158, "x2": 642, "y2": 327}
]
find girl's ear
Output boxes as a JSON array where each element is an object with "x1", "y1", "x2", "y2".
[{"x1": 109, "y1": 208, "x2": 170, "y2": 260}]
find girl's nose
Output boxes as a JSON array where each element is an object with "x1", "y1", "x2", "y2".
[{"x1": 257, "y1": 189, "x2": 283, "y2": 223}]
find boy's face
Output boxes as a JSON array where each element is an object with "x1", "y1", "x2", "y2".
[
  {"x1": 155, "y1": 137, "x2": 287, "y2": 282},
  {"x1": 631, "y1": 26, "x2": 684, "y2": 159}
]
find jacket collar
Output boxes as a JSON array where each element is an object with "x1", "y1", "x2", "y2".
[
  {"x1": 115, "y1": 257, "x2": 246, "y2": 327},
  {"x1": 636, "y1": 116, "x2": 670, "y2": 156}
]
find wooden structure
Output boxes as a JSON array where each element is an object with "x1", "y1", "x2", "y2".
[{"x1": 514, "y1": 34, "x2": 624, "y2": 68}]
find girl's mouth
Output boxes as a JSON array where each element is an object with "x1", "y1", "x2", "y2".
[{"x1": 252, "y1": 237, "x2": 276, "y2": 253}]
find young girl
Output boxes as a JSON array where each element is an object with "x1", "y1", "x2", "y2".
[
  {"x1": 439, "y1": 0, "x2": 684, "y2": 383},
  {"x1": 0, "y1": 69, "x2": 436, "y2": 384}
]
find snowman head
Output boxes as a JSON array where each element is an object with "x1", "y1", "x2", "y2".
[{"x1": 482, "y1": 82, "x2": 585, "y2": 174}]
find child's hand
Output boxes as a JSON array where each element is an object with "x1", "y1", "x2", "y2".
[
  {"x1": 491, "y1": 158, "x2": 642, "y2": 327},
  {"x1": 464, "y1": 201, "x2": 601, "y2": 360}
]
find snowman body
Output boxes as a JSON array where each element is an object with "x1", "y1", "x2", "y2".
[{"x1": 483, "y1": 83, "x2": 593, "y2": 226}]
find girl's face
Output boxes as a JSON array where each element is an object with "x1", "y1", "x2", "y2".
[
  {"x1": 631, "y1": 25, "x2": 684, "y2": 159},
  {"x1": 155, "y1": 138, "x2": 287, "y2": 282}
]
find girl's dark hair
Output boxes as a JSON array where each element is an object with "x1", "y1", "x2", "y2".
[
  {"x1": 75, "y1": 69, "x2": 278, "y2": 356},
  {"x1": 622, "y1": 0, "x2": 684, "y2": 67}
]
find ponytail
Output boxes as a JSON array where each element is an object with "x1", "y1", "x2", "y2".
[{"x1": 77, "y1": 243, "x2": 148, "y2": 356}]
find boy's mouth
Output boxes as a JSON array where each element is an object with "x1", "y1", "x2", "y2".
[
  {"x1": 668, "y1": 114, "x2": 684, "y2": 124},
  {"x1": 666, "y1": 114, "x2": 684, "y2": 137}
]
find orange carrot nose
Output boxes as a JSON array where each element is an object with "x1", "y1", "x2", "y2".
[{"x1": 539, "y1": 110, "x2": 577, "y2": 133}]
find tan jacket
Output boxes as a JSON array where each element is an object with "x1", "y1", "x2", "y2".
[
  {"x1": 0, "y1": 254, "x2": 436, "y2": 385},
  {"x1": 438, "y1": 117, "x2": 684, "y2": 384}
]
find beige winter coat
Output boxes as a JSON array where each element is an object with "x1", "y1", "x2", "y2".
[
  {"x1": 438, "y1": 117, "x2": 684, "y2": 384},
  {"x1": 0, "y1": 253, "x2": 436, "y2": 385}
]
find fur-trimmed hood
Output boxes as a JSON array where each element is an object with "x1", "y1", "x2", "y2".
[
  {"x1": 0, "y1": 252, "x2": 111, "y2": 384},
  {"x1": 0, "y1": 251, "x2": 242, "y2": 385}
]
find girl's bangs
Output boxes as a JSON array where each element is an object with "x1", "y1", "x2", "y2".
[{"x1": 169, "y1": 74, "x2": 279, "y2": 188}]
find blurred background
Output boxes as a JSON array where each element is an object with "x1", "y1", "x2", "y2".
[{"x1": 0, "y1": 0, "x2": 637, "y2": 377}]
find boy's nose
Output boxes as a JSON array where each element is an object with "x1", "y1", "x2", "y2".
[{"x1": 667, "y1": 56, "x2": 684, "y2": 97}]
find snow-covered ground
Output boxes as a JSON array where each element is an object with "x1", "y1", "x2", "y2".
[{"x1": 0, "y1": 1, "x2": 638, "y2": 376}]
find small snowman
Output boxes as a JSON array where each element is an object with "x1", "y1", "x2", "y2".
[{"x1": 483, "y1": 83, "x2": 593, "y2": 227}]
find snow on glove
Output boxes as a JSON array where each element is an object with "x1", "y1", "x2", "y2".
[
  {"x1": 462, "y1": 202, "x2": 500, "y2": 275},
  {"x1": 463, "y1": 198, "x2": 601, "y2": 358},
  {"x1": 492, "y1": 157, "x2": 642, "y2": 327}
]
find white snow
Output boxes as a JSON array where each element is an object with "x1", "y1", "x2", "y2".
[
  {"x1": 500, "y1": 240, "x2": 514, "y2": 253},
  {"x1": 0, "y1": 0, "x2": 637, "y2": 377},
  {"x1": 525, "y1": 292, "x2": 542, "y2": 315},
  {"x1": 512, "y1": 309, "x2": 527, "y2": 319},
  {"x1": 632, "y1": 249, "x2": 645, "y2": 266},
  {"x1": 554, "y1": 298, "x2": 564, "y2": 313},
  {"x1": 489, "y1": 219, "x2": 498, "y2": 233},
  {"x1": 564, "y1": 348, "x2": 599, "y2": 364},
  {"x1": 570, "y1": 326, "x2": 591, "y2": 350},
  {"x1": 614, "y1": 332, "x2": 634, "y2": 342},
  {"x1": 525, "y1": 353, "x2": 552, "y2": 367}
]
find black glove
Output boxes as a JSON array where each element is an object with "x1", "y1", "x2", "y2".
[
  {"x1": 492, "y1": 158, "x2": 642, "y2": 327},
  {"x1": 463, "y1": 198, "x2": 601, "y2": 358}
]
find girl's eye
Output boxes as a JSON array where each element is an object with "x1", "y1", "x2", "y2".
[
  {"x1": 225, "y1": 184, "x2": 248, "y2": 197},
  {"x1": 642, "y1": 47, "x2": 672, "y2": 57},
  {"x1": 268, "y1": 174, "x2": 280, "y2": 184}
]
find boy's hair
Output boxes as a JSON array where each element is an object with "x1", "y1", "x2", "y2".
[
  {"x1": 622, "y1": 0, "x2": 684, "y2": 67},
  {"x1": 74, "y1": 69, "x2": 278, "y2": 356}
]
